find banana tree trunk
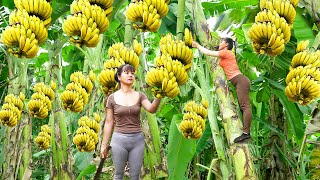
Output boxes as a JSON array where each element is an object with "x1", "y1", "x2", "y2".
[
  {"x1": 46, "y1": 37, "x2": 73, "y2": 179},
  {"x1": 2, "y1": 57, "x2": 31, "y2": 180},
  {"x1": 266, "y1": 95, "x2": 294, "y2": 180},
  {"x1": 191, "y1": 0, "x2": 257, "y2": 179}
]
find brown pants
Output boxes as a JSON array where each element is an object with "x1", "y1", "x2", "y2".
[{"x1": 230, "y1": 74, "x2": 252, "y2": 134}]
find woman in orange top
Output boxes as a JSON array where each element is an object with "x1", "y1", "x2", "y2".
[{"x1": 192, "y1": 38, "x2": 252, "y2": 143}]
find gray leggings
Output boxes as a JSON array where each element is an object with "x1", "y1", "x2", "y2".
[{"x1": 110, "y1": 132, "x2": 145, "y2": 180}]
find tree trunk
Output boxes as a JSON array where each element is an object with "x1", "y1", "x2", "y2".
[
  {"x1": 191, "y1": 0, "x2": 257, "y2": 179},
  {"x1": 46, "y1": 37, "x2": 73, "y2": 180},
  {"x1": 265, "y1": 95, "x2": 294, "y2": 180},
  {"x1": 1, "y1": 57, "x2": 31, "y2": 180}
]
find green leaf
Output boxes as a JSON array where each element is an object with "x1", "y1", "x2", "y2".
[
  {"x1": 76, "y1": 164, "x2": 96, "y2": 180},
  {"x1": 201, "y1": 0, "x2": 259, "y2": 14},
  {"x1": 293, "y1": 7, "x2": 315, "y2": 44},
  {"x1": 157, "y1": 103, "x2": 175, "y2": 118},
  {"x1": 195, "y1": 121, "x2": 212, "y2": 154},
  {"x1": 74, "y1": 151, "x2": 94, "y2": 172},
  {"x1": 167, "y1": 114, "x2": 196, "y2": 180},
  {"x1": 273, "y1": 89, "x2": 305, "y2": 142},
  {"x1": 1, "y1": 0, "x2": 14, "y2": 9}
]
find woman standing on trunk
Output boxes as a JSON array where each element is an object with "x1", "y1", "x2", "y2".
[
  {"x1": 192, "y1": 38, "x2": 252, "y2": 143},
  {"x1": 100, "y1": 64, "x2": 161, "y2": 180}
]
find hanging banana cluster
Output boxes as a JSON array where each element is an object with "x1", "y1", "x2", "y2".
[
  {"x1": 145, "y1": 30, "x2": 193, "y2": 98},
  {"x1": 159, "y1": 32, "x2": 193, "y2": 69},
  {"x1": 146, "y1": 54, "x2": 186, "y2": 98},
  {"x1": 28, "y1": 81, "x2": 56, "y2": 119},
  {"x1": 61, "y1": 71, "x2": 96, "y2": 112},
  {"x1": 179, "y1": 99, "x2": 208, "y2": 139},
  {"x1": 98, "y1": 40, "x2": 142, "y2": 96},
  {"x1": 1, "y1": 0, "x2": 52, "y2": 58},
  {"x1": 247, "y1": 0, "x2": 299, "y2": 57},
  {"x1": 309, "y1": 147, "x2": 320, "y2": 180},
  {"x1": 98, "y1": 57, "x2": 123, "y2": 96},
  {"x1": 0, "y1": 93, "x2": 25, "y2": 127},
  {"x1": 35, "y1": 124, "x2": 52, "y2": 150},
  {"x1": 285, "y1": 41, "x2": 320, "y2": 105},
  {"x1": 73, "y1": 113, "x2": 100, "y2": 152},
  {"x1": 107, "y1": 41, "x2": 141, "y2": 69},
  {"x1": 62, "y1": 0, "x2": 113, "y2": 47},
  {"x1": 126, "y1": 0, "x2": 169, "y2": 32}
]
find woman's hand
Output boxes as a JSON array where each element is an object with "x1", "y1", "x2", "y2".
[
  {"x1": 101, "y1": 144, "x2": 111, "y2": 158},
  {"x1": 192, "y1": 41, "x2": 199, "y2": 48}
]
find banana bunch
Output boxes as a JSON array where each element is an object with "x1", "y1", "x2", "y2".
[
  {"x1": 248, "y1": 0, "x2": 298, "y2": 57},
  {"x1": 161, "y1": 76, "x2": 180, "y2": 98},
  {"x1": 154, "y1": 54, "x2": 188, "y2": 85},
  {"x1": 28, "y1": 82, "x2": 56, "y2": 119},
  {"x1": 183, "y1": 112, "x2": 205, "y2": 131},
  {"x1": 285, "y1": 43, "x2": 320, "y2": 105},
  {"x1": 179, "y1": 119, "x2": 203, "y2": 139},
  {"x1": 160, "y1": 34, "x2": 194, "y2": 66},
  {"x1": 61, "y1": 71, "x2": 95, "y2": 112},
  {"x1": 35, "y1": 124, "x2": 51, "y2": 149},
  {"x1": 107, "y1": 44, "x2": 140, "y2": 69},
  {"x1": 98, "y1": 48, "x2": 129, "y2": 96},
  {"x1": 63, "y1": 13, "x2": 101, "y2": 47},
  {"x1": 260, "y1": 0, "x2": 297, "y2": 26},
  {"x1": 145, "y1": 32, "x2": 193, "y2": 99},
  {"x1": 184, "y1": 100, "x2": 208, "y2": 119},
  {"x1": 285, "y1": 76, "x2": 320, "y2": 105},
  {"x1": 290, "y1": 51, "x2": 320, "y2": 69},
  {"x1": 70, "y1": 0, "x2": 110, "y2": 32},
  {"x1": 133, "y1": 39, "x2": 143, "y2": 56},
  {"x1": 14, "y1": 0, "x2": 52, "y2": 23},
  {"x1": 70, "y1": 71, "x2": 96, "y2": 93},
  {"x1": 63, "y1": 0, "x2": 113, "y2": 47},
  {"x1": 179, "y1": 99, "x2": 208, "y2": 139},
  {"x1": 9, "y1": 9, "x2": 48, "y2": 44},
  {"x1": 1, "y1": 0, "x2": 52, "y2": 58},
  {"x1": 1, "y1": 24, "x2": 40, "y2": 58},
  {"x1": 98, "y1": 69, "x2": 117, "y2": 86},
  {"x1": 87, "y1": 0, "x2": 114, "y2": 16},
  {"x1": 73, "y1": 114, "x2": 100, "y2": 152},
  {"x1": 146, "y1": 67, "x2": 170, "y2": 87},
  {"x1": 254, "y1": 9, "x2": 291, "y2": 43},
  {"x1": 286, "y1": 65, "x2": 320, "y2": 84},
  {"x1": 0, "y1": 93, "x2": 25, "y2": 127},
  {"x1": 126, "y1": 0, "x2": 169, "y2": 32},
  {"x1": 184, "y1": 28, "x2": 193, "y2": 47}
]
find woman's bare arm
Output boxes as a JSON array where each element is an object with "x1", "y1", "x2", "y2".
[
  {"x1": 141, "y1": 98, "x2": 161, "y2": 114},
  {"x1": 192, "y1": 41, "x2": 220, "y2": 57},
  {"x1": 100, "y1": 108, "x2": 114, "y2": 158}
]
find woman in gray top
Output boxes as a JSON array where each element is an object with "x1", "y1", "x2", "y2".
[{"x1": 100, "y1": 64, "x2": 161, "y2": 180}]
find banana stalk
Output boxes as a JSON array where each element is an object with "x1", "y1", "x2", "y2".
[
  {"x1": 191, "y1": 0, "x2": 257, "y2": 179},
  {"x1": 46, "y1": 36, "x2": 72, "y2": 180},
  {"x1": 2, "y1": 57, "x2": 30, "y2": 180},
  {"x1": 195, "y1": 64, "x2": 231, "y2": 178},
  {"x1": 267, "y1": 95, "x2": 294, "y2": 179},
  {"x1": 176, "y1": 0, "x2": 186, "y2": 40},
  {"x1": 124, "y1": 18, "x2": 133, "y2": 48}
]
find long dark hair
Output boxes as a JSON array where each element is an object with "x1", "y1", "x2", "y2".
[
  {"x1": 222, "y1": 37, "x2": 237, "y2": 56},
  {"x1": 114, "y1": 64, "x2": 135, "y2": 83}
]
